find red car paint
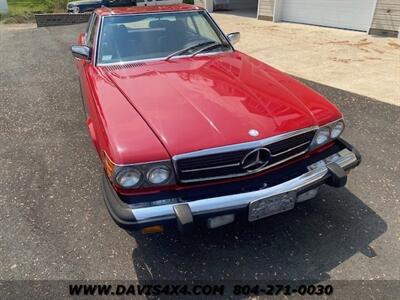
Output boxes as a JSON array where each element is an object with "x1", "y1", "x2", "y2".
[
  {"x1": 76, "y1": 5, "x2": 342, "y2": 192},
  {"x1": 95, "y1": 4, "x2": 205, "y2": 16},
  {"x1": 104, "y1": 53, "x2": 341, "y2": 158}
]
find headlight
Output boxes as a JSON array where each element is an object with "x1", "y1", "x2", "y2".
[
  {"x1": 314, "y1": 127, "x2": 330, "y2": 146},
  {"x1": 310, "y1": 119, "x2": 345, "y2": 150},
  {"x1": 72, "y1": 6, "x2": 80, "y2": 13},
  {"x1": 115, "y1": 168, "x2": 142, "y2": 188},
  {"x1": 103, "y1": 152, "x2": 176, "y2": 189},
  {"x1": 147, "y1": 167, "x2": 171, "y2": 184},
  {"x1": 330, "y1": 120, "x2": 345, "y2": 139}
]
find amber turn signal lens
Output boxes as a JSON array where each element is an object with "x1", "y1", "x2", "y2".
[
  {"x1": 142, "y1": 225, "x2": 164, "y2": 234},
  {"x1": 103, "y1": 153, "x2": 115, "y2": 178}
]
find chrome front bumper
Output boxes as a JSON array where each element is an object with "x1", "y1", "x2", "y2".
[{"x1": 102, "y1": 140, "x2": 361, "y2": 231}]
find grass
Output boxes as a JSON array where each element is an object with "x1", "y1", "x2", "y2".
[{"x1": 0, "y1": 0, "x2": 68, "y2": 23}]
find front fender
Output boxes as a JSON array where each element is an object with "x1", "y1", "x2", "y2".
[{"x1": 84, "y1": 67, "x2": 171, "y2": 165}]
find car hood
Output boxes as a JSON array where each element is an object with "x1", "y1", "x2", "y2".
[{"x1": 104, "y1": 52, "x2": 340, "y2": 156}]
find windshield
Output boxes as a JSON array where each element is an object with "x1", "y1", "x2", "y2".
[{"x1": 97, "y1": 11, "x2": 231, "y2": 65}]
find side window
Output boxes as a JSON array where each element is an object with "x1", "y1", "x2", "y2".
[
  {"x1": 86, "y1": 15, "x2": 99, "y2": 48},
  {"x1": 86, "y1": 14, "x2": 94, "y2": 35}
]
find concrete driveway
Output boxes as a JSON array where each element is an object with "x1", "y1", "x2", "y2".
[
  {"x1": 0, "y1": 23, "x2": 399, "y2": 297},
  {"x1": 213, "y1": 12, "x2": 400, "y2": 106}
]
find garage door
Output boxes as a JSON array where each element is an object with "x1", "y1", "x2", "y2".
[{"x1": 280, "y1": 0, "x2": 376, "y2": 32}]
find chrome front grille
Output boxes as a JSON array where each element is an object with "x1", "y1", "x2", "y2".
[{"x1": 174, "y1": 128, "x2": 317, "y2": 183}]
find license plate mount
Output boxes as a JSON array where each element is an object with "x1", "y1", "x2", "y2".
[{"x1": 248, "y1": 192, "x2": 296, "y2": 222}]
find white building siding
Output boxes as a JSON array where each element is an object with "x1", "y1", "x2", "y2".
[
  {"x1": 197, "y1": 0, "x2": 398, "y2": 35},
  {"x1": 371, "y1": 0, "x2": 400, "y2": 32},
  {"x1": 258, "y1": 0, "x2": 274, "y2": 20},
  {"x1": 194, "y1": 0, "x2": 205, "y2": 7},
  {"x1": 277, "y1": 0, "x2": 376, "y2": 32}
]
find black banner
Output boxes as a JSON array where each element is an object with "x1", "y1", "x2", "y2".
[{"x1": 1, "y1": 280, "x2": 399, "y2": 299}]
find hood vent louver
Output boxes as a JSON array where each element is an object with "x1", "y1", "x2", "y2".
[{"x1": 103, "y1": 62, "x2": 147, "y2": 72}]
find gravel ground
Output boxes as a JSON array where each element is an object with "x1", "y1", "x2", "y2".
[{"x1": 0, "y1": 24, "x2": 399, "y2": 289}]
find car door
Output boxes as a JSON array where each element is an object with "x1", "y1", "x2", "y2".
[
  {"x1": 79, "y1": 13, "x2": 99, "y2": 120},
  {"x1": 76, "y1": 14, "x2": 94, "y2": 72}
]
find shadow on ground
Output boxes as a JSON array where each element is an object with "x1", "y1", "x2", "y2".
[{"x1": 130, "y1": 186, "x2": 386, "y2": 281}]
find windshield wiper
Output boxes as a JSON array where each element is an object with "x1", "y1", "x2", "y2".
[
  {"x1": 165, "y1": 41, "x2": 216, "y2": 60},
  {"x1": 190, "y1": 42, "x2": 226, "y2": 57}
]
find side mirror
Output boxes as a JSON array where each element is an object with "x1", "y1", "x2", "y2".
[
  {"x1": 78, "y1": 32, "x2": 86, "y2": 45},
  {"x1": 71, "y1": 45, "x2": 91, "y2": 60},
  {"x1": 227, "y1": 32, "x2": 240, "y2": 45}
]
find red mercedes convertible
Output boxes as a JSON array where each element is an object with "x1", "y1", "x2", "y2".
[{"x1": 71, "y1": 4, "x2": 361, "y2": 233}]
